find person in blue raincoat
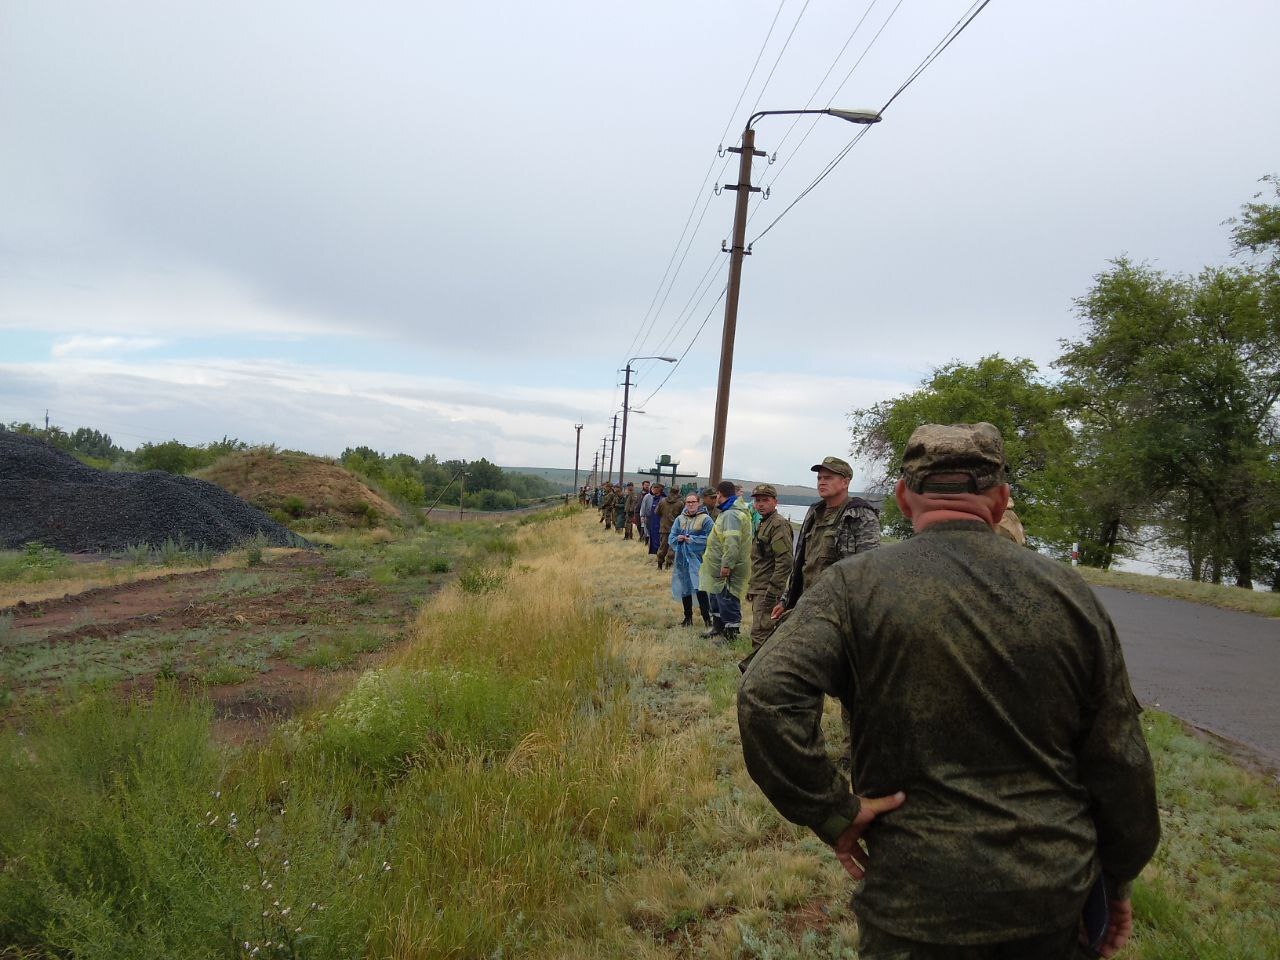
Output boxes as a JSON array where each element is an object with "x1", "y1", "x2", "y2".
[{"x1": 669, "y1": 491, "x2": 714, "y2": 628}]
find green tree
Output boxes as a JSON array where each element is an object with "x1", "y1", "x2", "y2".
[
  {"x1": 1059, "y1": 258, "x2": 1280, "y2": 587},
  {"x1": 849, "y1": 355, "x2": 1077, "y2": 550},
  {"x1": 137, "y1": 440, "x2": 194, "y2": 474},
  {"x1": 1227, "y1": 173, "x2": 1280, "y2": 268}
]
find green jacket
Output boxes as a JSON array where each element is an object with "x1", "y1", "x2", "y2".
[
  {"x1": 750, "y1": 510, "x2": 794, "y2": 603},
  {"x1": 698, "y1": 496, "x2": 753, "y2": 599},
  {"x1": 738, "y1": 520, "x2": 1159, "y2": 944}
]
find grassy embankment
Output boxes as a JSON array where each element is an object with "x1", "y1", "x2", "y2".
[
  {"x1": 1073, "y1": 564, "x2": 1280, "y2": 619},
  {"x1": 2, "y1": 510, "x2": 1277, "y2": 958}
]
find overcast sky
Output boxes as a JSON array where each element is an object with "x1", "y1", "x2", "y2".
[{"x1": 2, "y1": 1, "x2": 1278, "y2": 487}]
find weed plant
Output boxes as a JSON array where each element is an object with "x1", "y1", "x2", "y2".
[{"x1": 0, "y1": 542, "x2": 72, "y2": 583}]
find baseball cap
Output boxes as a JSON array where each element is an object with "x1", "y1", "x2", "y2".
[
  {"x1": 810, "y1": 456, "x2": 853, "y2": 479},
  {"x1": 751, "y1": 483, "x2": 778, "y2": 498},
  {"x1": 900, "y1": 422, "x2": 1007, "y2": 493}
]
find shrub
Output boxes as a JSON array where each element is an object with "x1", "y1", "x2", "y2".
[
  {"x1": 0, "y1": 543, "x2": 72, "y2": 583},
  {"x1": 282, "y1": 494, "x2": 307, "y2": 518},
  {"x1": 458, "y1": 565, "x2": 507, "y2": 595},
  {"x1": 318, "y1": 666, "x2": 532, "y2": 774},
  {"x1": 428, "y1": 557, "x2": 452, "y2": 574}
]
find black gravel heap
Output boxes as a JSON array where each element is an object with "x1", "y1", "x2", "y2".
[{"x1": 0, "y1": 432, "x2": 310, "y2": 553}]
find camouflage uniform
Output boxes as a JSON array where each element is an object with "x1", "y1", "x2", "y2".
[
  {"x1": 738, "y1": 423, "x2": 1159, "y2": 955},
  {"x1": 621, "y1": 488, "x2": 639, "y2": 540},
  {"x1": 747, "y1": 486, "x2": 793, "y2": 650},
  {"x1": 655, "y1": 490, "x2": 684, "y2": 569},
  {"x1": 600, "y1": 485, "x2": 616, "y2": 530},
  {"x1": 780, "y1": 495, "x2": 880, "y2": 611}
]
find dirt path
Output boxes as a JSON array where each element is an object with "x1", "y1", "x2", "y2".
[{"x1": 1095, "y1": 585, "x2": 1280, "y2": 769}]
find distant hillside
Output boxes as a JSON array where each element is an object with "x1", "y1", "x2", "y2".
[{"x1": 197, "y1": 449, "x2": 401, "y2": 530}]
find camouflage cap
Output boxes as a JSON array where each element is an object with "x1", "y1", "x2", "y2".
[
  {"x1": 751, "y1": 483, "x2": 779, "y2": 498},
  {"x1": 810, "y1": 456, "x2": 853, "y2": 479},
  {"x1": 901, "y1": 422, "x2": 1007, "y2": 493},
  {"x1": 701, "y1": 487, "x2": 717, "y2": 497}
]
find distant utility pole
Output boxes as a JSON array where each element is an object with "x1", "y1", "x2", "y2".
[
  {"x1": 707, "y1": 107, "x2": 881, "y2": 485},
  {"x1": 45, "y1": 409, "x2": 49, "y2": 431},
  {"x1": 573, "y1": 423, "x2": 583, "y2": 493},
  {"x1": 607, "y1": 414, "x2": 619, "y2": 480},
  {"x1": 618, "y1": 355, "x2": 675, "y2": 487},
  {"x1": 600, "y1": 438, "x2": 608, "y2": 484},
  {"x1": 459, "y1": 471, "x2": 467, "y2": 520},
  {"x1": 589, "y1": 451, "x2": 599, "y2": 489}
]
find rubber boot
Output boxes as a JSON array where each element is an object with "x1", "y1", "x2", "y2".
[
  {"x1": 721, "y1": 626, "x2": 740, "y2": 644},
  {"x1": 701, "y1": 617, "x2": 724, "y2": 639},
  {"x1": 677, "y1": 595, "x2": 694, "y2": 627}
]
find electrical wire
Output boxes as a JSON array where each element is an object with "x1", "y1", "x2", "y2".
[
  {"x1": 760, "y1": 0, "x2": 882, "y2": 165},
  {"x1": 759, "y1": 0, "x2": 906, "y2": 197},
  {"x1": 620, "y1": 0, "x2": 789, "y2": 368},
  {"x1": 750, "y1": 0, "x2": 993, "y2": 246},
  {"x1": 637, "y1": 0, "x2": 995, "y2": 410},
  {"x1": 746, "y1": 0, "x2": 813, "y2": 118},
  {"x1": 639, "y1": 284, "x2": 730, "y2": 409}
]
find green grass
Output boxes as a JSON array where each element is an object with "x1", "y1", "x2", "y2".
[
  {"x1": 1075, "y1": 564, "x2": 1280, "y2": 618},
  {"x1": 1125, "y1": 712, "x2": 1280, "y2": 959},
  {"x1": 3, "y1": 512, "x2": 1273, "y2": 958},
  {"x1": 0, "y1": 542, "x2": 73, "y2": 583}
]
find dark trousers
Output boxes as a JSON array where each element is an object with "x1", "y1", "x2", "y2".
[
  {"x1": 709, "y1": 587, "x2": 742, "y2": 629},
  {"x1": 681, "y1": 591, "x2": 711, "y2": 624},
  {"x1": 856, "y1": 918, "x2": 1083, "y2": 960}
]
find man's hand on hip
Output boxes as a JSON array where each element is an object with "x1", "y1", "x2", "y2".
[
  {"x1": 833, "y1": 792, "x2": 906, "y2": 881},
  {"x1": 1092, "y1": 898, "x2": 1133, "y2": 958}
]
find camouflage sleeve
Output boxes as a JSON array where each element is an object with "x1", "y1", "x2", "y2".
[
  {"x1": 738, "y1": 569, "x2": 860, "y2": 844},
  {"x1": 1077, "y1": 603, "x2": 1161, "y2": 898},
  {"x1": 836, "y1": 505, "x2": 880, "y2": 560}
]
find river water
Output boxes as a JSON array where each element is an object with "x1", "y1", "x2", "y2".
[{"x1": 773, "y1": 504, "x2": 1190, "y2": 582}]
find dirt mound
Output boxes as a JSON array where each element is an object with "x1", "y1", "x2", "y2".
[
  {"x1": 195, "y1": 449, "x2": 399, "y2": 529},
  {"x1": 0, "y1": 432, "x2": 308, "y2": 553}
]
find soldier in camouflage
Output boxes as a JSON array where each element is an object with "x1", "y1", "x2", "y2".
[
  {"x1": 620, "y1": 483, "x2": 639, "y2": 539},
  {"x1": 654, "y1": 485, "x2": 684, "y2": 570},
  {"x1": 771, "y1": 456, "x2": 879, "y2": 622},
  {"x1": 600, "y1": 482, "x2": 616, "y2": 530},
  {"x1": 746, "y1": 483, "x2": 793, "y2": 651},
  {"x1": 738, "y1": 423, "x2": 1159, "y2": 959}
]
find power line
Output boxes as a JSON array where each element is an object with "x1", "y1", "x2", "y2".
[
  {"x1": 746, "y1": 0, "x2": 814, "y2": 118},
  {"x1": 759, "y1": 0, "x2": 906, "y2": 198},
  {"x1": 641, "y1": 0, "x2": 996, "y2": 408},
  {"x1": 881, "y1": 0, "x2": 992, "y2": 113},
  {"x1": 639, "y1": 284, "x2": 730, "y2": 408},
  {"x1": 760, "y1": 0, "x2": 883, "y2": 164},
  {"x1": 620, "y1": 0, "x2": 789, "y2": 369},
  {"x1": 750, "y1": 0, "x2": 994, "y2": 246}
]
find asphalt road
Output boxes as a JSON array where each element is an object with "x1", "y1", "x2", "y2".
[{"x1": 1093, "y1": 585, "x2": 1280, "y2": 766}]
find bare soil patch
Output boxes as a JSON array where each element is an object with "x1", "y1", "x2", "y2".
[{"x1": 1, "y1": 544, "x2": 452, "y2": 742}]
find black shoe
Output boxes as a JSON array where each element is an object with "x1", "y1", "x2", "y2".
[
  {"x1": 721, "y1": 627, "x2": 740, "y2": 644},
  {"x1": 701, "y1": 623, "x2": 723, "y2": 639},
  {"x1": 678, "y1": 616, "x2": 693, "y2": 627}
]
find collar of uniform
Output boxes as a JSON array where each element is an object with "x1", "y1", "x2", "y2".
[{"x1": 916, "y1": 518, "x2": 994, "y2": 535}]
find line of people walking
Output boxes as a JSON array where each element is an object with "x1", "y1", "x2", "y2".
[{"x1": 589, "y1": 454, "x2": 882, "y2": 647}]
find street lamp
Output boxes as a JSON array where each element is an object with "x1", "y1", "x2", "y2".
[
  {"x1": 619, "y1": 355, "x2": 675, "y2": 486},
  {"x1": 707, "y1": 107, "x2": 881, "y2": 485}
]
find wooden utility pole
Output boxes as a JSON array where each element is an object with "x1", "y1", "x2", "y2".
[
  {"x1": 607, "y1": 414, "x2": 619, "y2": 480},
  {"x1": 573, "y1": 423, "x2": 583, "y2": 494},
  {"x1": 617, "y1": 367, "x2": 633, "y2": 487},
  {"x1": 708, "y1": 127, "x2": 764, "y2": 486},
  {"x1": 459, "y1": 471, "x2": 467, "y2": 520}
]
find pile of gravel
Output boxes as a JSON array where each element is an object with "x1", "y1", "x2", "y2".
[{"x1": 0, "y1": 432, "x2": 310, "y2": 553}]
